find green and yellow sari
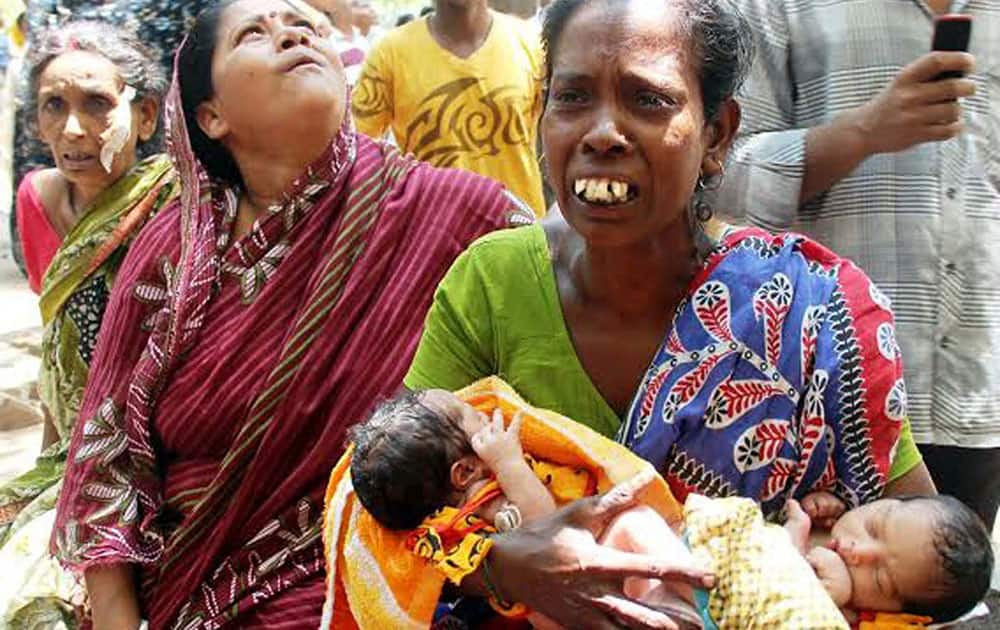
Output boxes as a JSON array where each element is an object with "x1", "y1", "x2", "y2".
[{"x1": 0, "y1": 154, "x2": 176, "y2": 629}]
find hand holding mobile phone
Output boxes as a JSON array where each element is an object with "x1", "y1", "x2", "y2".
[{"x1": 931, "y1": 14, "x2": 973, "y2": 80}]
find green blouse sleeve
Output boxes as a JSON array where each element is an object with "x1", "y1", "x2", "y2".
[
  {"x1": 887, "y1": 417, "x2": 922, "y2": 482},
  {"x1": 405, "y1": 244, "x2": 496, "y2": 391}
]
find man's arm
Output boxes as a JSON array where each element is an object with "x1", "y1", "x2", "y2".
[
  {"x1": 718, "y1": 0, "x2": 976, "y2": 228},
  {"x1": 800, "y1": 52, "x2": 975, "y2": 203}
]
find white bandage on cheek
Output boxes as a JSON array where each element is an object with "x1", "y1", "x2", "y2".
[{"x1": 99, "y1": 85, "x2": 137, "y2": 173}]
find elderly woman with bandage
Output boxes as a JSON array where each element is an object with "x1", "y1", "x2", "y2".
[{"x1": 1, "y1": 20, "x2": 176, "y2": 628}]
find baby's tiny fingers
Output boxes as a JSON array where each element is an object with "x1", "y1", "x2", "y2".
[{"x1": 508, "y1": 411, "x2": 525, "y2": 436}]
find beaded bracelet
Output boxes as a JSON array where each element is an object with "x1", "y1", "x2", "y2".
[
  {"x1": 482, "y1": 551, "x2": 528, "y2": 618},
  {"x1": 481, "y1": 552, "x2": 509, "y2": 606}
]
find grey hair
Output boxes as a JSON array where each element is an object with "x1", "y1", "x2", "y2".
[
  {"x1": 673, "y1": 0, "x2": 755, "y2": 121},
  {"x1": 21, "y1": 20, "x2": 168, "y2": 149}
]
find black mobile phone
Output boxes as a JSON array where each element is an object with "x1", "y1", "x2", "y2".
[{"x1": 932, "y1": 14, "x2": 973, "y2": 79}]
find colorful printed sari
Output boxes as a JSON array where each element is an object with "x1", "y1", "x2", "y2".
[
  {"x1": 0, "y1": 155, "x2": 176, "y2": 629},
  {"x1": 50, "y1": 74, "x2": 529, "y2": 627},
  {"x1": 619, "y1": 228, "x2": 906, "y2": 518}
]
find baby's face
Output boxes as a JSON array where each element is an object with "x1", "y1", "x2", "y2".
[
  {"x1": 419, "y1": 389, "x2": 487, "y2": 440},
  {"x1": 420, "y1": 390, "x2": 494, "y2": 504},
  {"x1": 828, "y1": 498, "x2": 942, "y2": 612}
]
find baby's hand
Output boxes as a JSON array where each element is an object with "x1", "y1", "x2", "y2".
[
  {"x1": 784, "y1": 499, "x2": 812, "y2": 553},
  {"x1": 801, "y1": 491, "x2": 847, "y2": 530},
  {"x1": 471, "y1": 410, "x2": 525, "y2": 470},
  {"x1": 806, "y1": 545, "x2": 853, "y2": 608}
]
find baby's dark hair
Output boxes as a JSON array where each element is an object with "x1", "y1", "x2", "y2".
[
  {"x1": 898, "y1": 495, "x2": 994, "y2": 622},
  {"x1": 348, "y1": 391, "x2": 471, "y2": 530}
]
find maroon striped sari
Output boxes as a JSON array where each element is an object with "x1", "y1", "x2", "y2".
[{"x1": 51, "y1": 84, "x2": 529, "y2": 626}]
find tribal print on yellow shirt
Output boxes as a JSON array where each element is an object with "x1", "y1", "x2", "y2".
[
  {"x1": 352, "y1": 13, "x2": 546, "y2": 216},
  {"x1": 356, "y1": 75, "x2": 534, "y2": 170}
]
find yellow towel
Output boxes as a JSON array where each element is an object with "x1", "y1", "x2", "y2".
[{"x1": 319, "y1": 376, "x2": 682, "y2": 629}]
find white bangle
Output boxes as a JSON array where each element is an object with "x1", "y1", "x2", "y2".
[
  {"x1": 138, "y1": 621, "x2": 148, "y2": 630},
  {"x1": 494, "y1": 503, "x2": 523, "y2": 532}
]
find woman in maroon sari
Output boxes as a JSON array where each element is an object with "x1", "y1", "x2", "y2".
[{"x1": 50, "y1": 0, "x2": 531, "y2": 627}]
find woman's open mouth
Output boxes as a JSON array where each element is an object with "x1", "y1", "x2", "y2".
[
  {"x1": 61, "y1": 152, "x2": 96, "y2": 168},
  {"x1": 573, "y1": 177, "x2": 639, "y2": 206},
  {"x1": 284, "y1": 53, "x2": 324, "y2": 73}
]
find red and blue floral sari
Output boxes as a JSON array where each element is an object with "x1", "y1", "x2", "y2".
[{"x1": 619, "y1": 228, "x2": 907, "y2": 518}]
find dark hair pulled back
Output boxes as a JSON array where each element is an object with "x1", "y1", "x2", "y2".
[
  {"x1": 541, "y1": 0, "x2": 755, "y2": 121},
  {"x1": 177, "y1": 0, "x2": 244, "y2": 188}
]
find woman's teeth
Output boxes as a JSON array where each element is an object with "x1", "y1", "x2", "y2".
[{"x1": 573, "y1": 177, "x2": 634, "y2": 205}]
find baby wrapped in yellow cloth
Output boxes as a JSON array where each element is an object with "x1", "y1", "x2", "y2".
[{"x1": 320, "y1": 377, "x2": 987, "y2": 629}]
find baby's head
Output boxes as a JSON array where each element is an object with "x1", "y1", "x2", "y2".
[
  {"x1": 348, "y1": 389, "x2": 489, "y2": 530},
  {"x1": 827, "y1": 495, "x2": 993, "y2": 622}
]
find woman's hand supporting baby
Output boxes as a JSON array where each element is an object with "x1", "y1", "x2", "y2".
[
  {"x1": 471, "y1": 410, "x2": 557, "y2": 520},
  {"x1": 485, "y1": 472, "x2": 716, "y2": 630}
]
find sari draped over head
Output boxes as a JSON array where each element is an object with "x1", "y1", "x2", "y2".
[
  {"x1": 619, "y1": 228, "x2": 905, "y2": 518},
  {"x1": 0, "y1": 154, "x2": 176, "y2": 629},
  {"x1": 50, "y1": 56, "x2": 530, "y2": 628}
]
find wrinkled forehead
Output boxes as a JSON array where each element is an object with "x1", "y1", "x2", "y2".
[
  {"x1": 38, "y1": 50, "x2": 122, "y2": 95},
  {"x1": 218, "y1": 0, "x2": 311, "y2": 33},
  {"x1": 550, "y1": 0, "x2": 694, "y2": 75}
]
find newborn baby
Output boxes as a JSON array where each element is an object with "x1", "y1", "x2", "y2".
[{"x1": 784, "y1": 490, "x2": 994, "y2": 624}]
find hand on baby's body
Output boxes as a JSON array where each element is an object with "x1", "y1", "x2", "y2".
[
  {"x1": 471, "y1": 409, "x2": 526, "y2": 470},
  {"x1": 787, "y1": 496, "x2": 853, "y2": 615},
  {"x1": 801, "y1": 491, "x2": 847, "y2": 530},
  {"x1": 791, "y1": 506, "x2": 856, "y2": 625},
  {"x1": 491, "y1": 471, "x2": 716, "y2": 630}
]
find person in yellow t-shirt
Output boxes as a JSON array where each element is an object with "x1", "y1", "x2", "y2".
[{"x1": 352, "y1": 0, "x2": 546, "y2": 216}]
